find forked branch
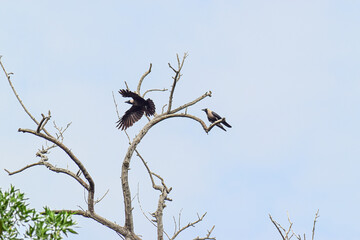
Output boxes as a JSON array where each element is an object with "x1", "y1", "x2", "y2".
[
  {"x1": 194, "y1": 225, "x2": 216, "y2": 240},
  {"x1": 269, "y1": 210, "x2": 320, "y2": 240},
  {"x1": 0, "y1": 57, "x2": 53, "y2": 136},
  {"x1": 167, "y1": 53, "x2": 188, "y2": 113},
  {"x1": 118, "y1": 54, "x2": 217, "y2": 238},
  {"x1": 170, "y1": 212, "x2": 208, "y2": 240},
  {"x1": 5, "y1": 159, "x2": 89, "y2": 190},
  {"x1": 168, "y1": 91, "x2": 212, "y2": 115},
  {"x1": 17, "y1": 128, "x2": 95, "y2": 212}
]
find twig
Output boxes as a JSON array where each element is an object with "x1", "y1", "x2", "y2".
[
  {"x1": 178, "y1": 209, "x2": 182, "y2": 234},
  {"x1": 270, "y1": 211, "x2": 320, "y2": 240},
  {"x1": 4, "y1": 163, "x2": 43, "y2": 175},
  {"x1": 137, "y1": 150, "x2": 160, "y2": 191},
  {"x1": 4, "y1": 160, "x2": 89, "y2": 190},
  {"x1": 171, "y1": 212, "x2": 207, "y2": 240},
  {"x1": 151, "y1": 172, "x2": 172, "y2": 194},
  {"x1": 95, "y1": 189, "x2": 110, "y2": 204},
  {"x1": 269, "y1": 214, "x2": 286, "y2": 240},
  {"x1": 312, "y1": 209, "x2": 319, "y2": 240},
  {"x1": 173, "y1": 216, "x2": 177, "y2": 236},
  {"x1": 124, "y1": 81, "x2": 130, "y2": 91},
  {"x1": 136, "y1": 185, "x2": 157, "y2": 228},
  {"x1": 194, "y1": 225, "x2": 216, "y2": 240},
  {"x1": 112, "y1": 91, "x2": 121, "y2": 120},
  {"x1": 84, "y1": 188, "x2": 88, "y2": 205},
  {"x1": 142, "y1": 88, "x2": 168, "y2": 98},
  {"x1": 162, "y1": 104, "x2": 167, "y2": 114},
  {"x1": 53, "y1": 121, "x2": 72, "y2": 142},
  {"x1": 285, "y1": 212, "x2": 294, "y2": 240},
  {"x1": 136, "y1": 185, "x2": 171, "y2": 240},
  {"x1": 136, "y1": 63, "x2": 152, "y2": 95}
]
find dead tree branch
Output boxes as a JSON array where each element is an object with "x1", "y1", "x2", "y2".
[
  {"x1": 269, "y1": 214, "x2": 286, "y2": 240},
  {"x1": 5, "y1": 159, "x2": 89, "y2": 190},
  {"x1": 5, "y1": 162, "x2": 43, "y2": 175},
  {"x1": 168, "y1": 91, "x2": 212, "y2": 115},
  {"x1": 0, "y1": 57, "x2": 53, "y2": 136},
  {"x1": 270, "y1": 211, "x2": 320, "y2": 240},
  {"x1": 194, "y1": 225, "x2": 216, "y2": 240},
  {"x1": 95, "y1": 189, "x2": 110, "y2": 205},
  {"x1": 136, "y1": 187, "x2": 159, "y2": 230},
  {"x1": 137, "y1": 63, "x2": 152, "y2": 95},
  {"x1": 51, "y1": 209, "x2": 141, "y2": 240},
  {"x1": 170, "y1": 212, "x2": 207, "y2": 240},
  {"x1": 167, "y1": 53, "x2": 188, "y2": 113},
  {"x1": 17, "y1": 128, "x2": 95, "y2": 212},
  {"x1": 142, "y1": 88, "x2": 168, "y2": 98},
  {"x1": 312, "y1": 209, "x2": 320, "y2": 240},
  {"x1": 134, "y1": 147, "x2": 173, "y2": 240}
]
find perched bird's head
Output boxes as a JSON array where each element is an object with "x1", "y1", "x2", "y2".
[
  {"x1": 202, "y1": 108, "x2": 208, "y2": 112},
  {"x1": 125, "y1": 99, "x2": 134, "y2": 104}
]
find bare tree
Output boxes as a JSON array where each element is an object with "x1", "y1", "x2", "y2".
[
  {"x1": 1, "y1": 54, "x2": 220, "y2": 240},
  {"x1": 269, "y1": 210, "x2": 320, "y2": 240}
]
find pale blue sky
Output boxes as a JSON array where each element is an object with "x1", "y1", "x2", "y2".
[{"x1": 1, "y1": 1, "x2": 360, "y2": 239}]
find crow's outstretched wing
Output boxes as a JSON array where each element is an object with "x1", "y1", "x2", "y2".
[
  {"x1": 116, "y1": 105, "x2": 144, "y2": 130},
  {"x1": 118, "y1": 89, "x2": 144, "y2": 102}
]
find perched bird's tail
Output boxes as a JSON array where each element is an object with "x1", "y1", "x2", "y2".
[
  {"x1": 223, "y1": 121, "x2": 232, "y2": 128},
  {"x1": 216, "y1": 124, "x2": 227, "y2": 131},
  {"x1": 145, "y1": 99, "x2": 156, "y2": 116}
]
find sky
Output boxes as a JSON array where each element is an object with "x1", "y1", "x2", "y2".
[{"x1": 1, "y1": 0, "x2": 360, "y2": 239}]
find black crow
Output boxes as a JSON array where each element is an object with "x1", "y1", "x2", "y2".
[
  {"x1": 116, "y1": 89, "x2": 156, "y2": 130},
  {"x1": 202, "y1": 108, "x2": 232, "y2": 131}
]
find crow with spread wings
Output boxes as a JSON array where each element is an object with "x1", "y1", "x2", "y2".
[{"x1": 116, "y1": 89, "x2": 156, "y2": 130}]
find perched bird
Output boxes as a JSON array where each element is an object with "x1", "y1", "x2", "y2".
[
  {"x1": 202, "y1": 108, "x2": 232, "y2": 131},
  {"x1": 116, "y1": 89, "x2": 156, "y2": 130}
]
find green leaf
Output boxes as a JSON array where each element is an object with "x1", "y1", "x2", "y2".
[{"x1": 0, "y1": 186, "x2": 78, "y2": 239}]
